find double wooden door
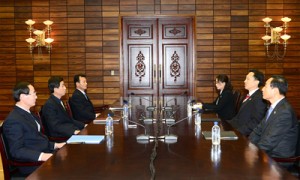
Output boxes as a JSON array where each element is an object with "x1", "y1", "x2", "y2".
[{"x1": 122, "y1": 17, "x2": 194, "y2": 108}]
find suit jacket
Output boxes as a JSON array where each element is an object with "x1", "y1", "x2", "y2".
[
  {"x1": 69, "y1": 89, "x2": 96, "y2": 123},
  {"x1": 203, "y1": 89, "x2": 235, "y2": 120},
  {"x1": 228, "y1": 89, "x2": 267, "y2": 136},
  {"x1": 42, "y1": 94, "x2": 85, "y2": 138},
  {"x1": 3, "y1": 106, "x2": 55, "y2": 162},
  {"x1": 249, "y1": 98, "x2": 298, "y2": 158}
]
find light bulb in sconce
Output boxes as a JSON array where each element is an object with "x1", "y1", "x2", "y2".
[
  {"x1": 25, "y1": 19, "x2": 54, "y2": 55},
  {"x1": 261, "y1": 17, "x2": 291, "y2": 60}
]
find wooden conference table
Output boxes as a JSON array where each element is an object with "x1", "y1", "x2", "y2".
[{"x1": 27, "y1": 107, "x2": 296, "y2": 179}]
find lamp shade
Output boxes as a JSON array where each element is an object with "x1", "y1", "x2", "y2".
[
  {"x1": 262, "y1": 35, "x2": 271, "y2": 41},
  {"x1": 33, "y1": 30, "x2": 44, "y2": 36},
  {"x1": 26, "y1": 38, "x2": 36, "y2": 43},
  {"x1": 281, "y1": 34, "x2": 291, "y2": 41},
  {"x1": 43, "y1": 20, "x2": 53, "y2": 26},
  {"x1": 45, "y1": 38, "x2": 54, "y2": 44},
  {"x1": 273, "y1": 27, "x2": 283, "y2": 32},
  {"x1": 281, "y1": 17, "x2": 291, "y2": 23},
  {"x1": 262, "y1": 17, "x2": 272, "y2": 23},
  {"x1": 25, "y1": 19, "x2": 35, "y2": 26}
]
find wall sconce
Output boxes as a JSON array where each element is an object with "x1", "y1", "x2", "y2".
[
  {"x1": 25, "y1": 19, "x2": 54, "y2": 54},
  {"x1": 261, "y1": 17, "x2": 291, "y2": 60}
]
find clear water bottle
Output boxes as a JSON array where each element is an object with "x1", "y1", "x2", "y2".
[
  {"x1": 211, "y1": 144, "x2": 221, "y2": 167},
  {"x1": 187, "y1": 102, "x2": 192, "y2": 117},
  {"x1": 105, "y1": 114, "x2": 113, "y2": 135},
  {"x1": 123, "y1": 116, "x2": 128, "y2": 130},
  {"x1": 195, "y1": 108, "x2": 201, "y2": 126},
  {"x1": 212, "y1": 121, "x2": 220, "y2": 145},
  {"x1": 106, "y1": 134, "x2": 113, "y2": 152},
  {"x1": 123, "y1": 101, "x2": 129, "y2": 118}
]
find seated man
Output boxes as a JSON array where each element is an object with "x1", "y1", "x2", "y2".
[
  {"x1": 228, "y1": 69, "x2": 267, "y2": 136},
  {"x1": 69, "y1": 74, "x2": 100, "y2": 123},
  {"x1": 42, "y1": 76, "x2": 85, "y2": 138},
  {"x1": 3, "y1": 82, "x2": 65, "y2": 175},
  {"x1": 249, "y1": 75, "x2": 298, "y2": 158}
]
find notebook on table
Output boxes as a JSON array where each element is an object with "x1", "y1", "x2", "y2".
[
  {"x1": 67, "y1": 135, "x2": 105, "y2": 144},
  {"x1": 202, "y1": 131, "x2": 238, "y2": 140}
]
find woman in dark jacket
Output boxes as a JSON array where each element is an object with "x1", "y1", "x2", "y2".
[{"x1": 202, "y1": 74, "x2": 235, "y2": 120}]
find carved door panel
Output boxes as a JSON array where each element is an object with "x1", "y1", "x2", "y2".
[{"x1": 122, "y1": 17, "x2": 193, "y2": 110}]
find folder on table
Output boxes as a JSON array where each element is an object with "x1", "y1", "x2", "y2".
[
  {"x1": 93, "y1": 117, "x2": 121, "y2": 124},
  {"x1": 67, "y1": 135, "x2": 104, "y2": 144},
  {"x1": 202, "y1": 131, "x2": 238, "y2": 140}
]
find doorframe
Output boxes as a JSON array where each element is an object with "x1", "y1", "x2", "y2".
[{"x1": 119, "y1": 15, "x2": 196, "y2": 98}]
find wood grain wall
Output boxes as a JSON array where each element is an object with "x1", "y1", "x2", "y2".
[{"x1": 0, "y1": 0, "x2": 299, "y2": 119}]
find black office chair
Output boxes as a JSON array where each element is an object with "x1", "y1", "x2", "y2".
[
  {"x1": 272, "y1": 120, "x2": 300, "y2": 178},
  {"x1": 232, "y1": 89, "x2": 241, "y2": 115},
  {"x1": 65, "y1": 99, "x2": 73, "y2": 118},
  {"x1": 0, "y1": 126, "x2": 43, "y2": 180}
]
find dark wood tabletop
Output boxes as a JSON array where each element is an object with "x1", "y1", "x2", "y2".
[{"x1": 26, "y1": 106, "x2": 296, "y2": 180}]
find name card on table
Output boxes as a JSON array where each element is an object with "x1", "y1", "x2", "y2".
[
  {"x1": 202, "y1": 131, "x2": 238, "y2": 140},
  {"x1": 93, "y1": 117, "x2": 121, "y2": 124},
  {"x1": 67, "y1": 135, "x2": 105, "y2": 144}
]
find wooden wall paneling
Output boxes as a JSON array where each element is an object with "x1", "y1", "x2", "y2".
[{"x1": 0, "y1": 0, "x2": 300, "y2": 118}]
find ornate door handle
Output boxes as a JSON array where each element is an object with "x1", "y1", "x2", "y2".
[
  {"x1": 159, "y1": 64, "x2": 162, "y2": 84},
  {"x1": 154, "y1": 64, "x2": 156, "y2": 83}
]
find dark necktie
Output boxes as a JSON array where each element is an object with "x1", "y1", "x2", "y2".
[
  {"x1": 30, "y1": 113, "x2": 41, "y2": 132},
  {"x1": 83, "y1": 93, "x2": 88, "y2": 100}
]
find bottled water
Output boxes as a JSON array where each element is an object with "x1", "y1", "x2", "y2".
[
  {"x1": 212, "y1": 121, "x2": 220, "y2": 145},
  {"x1": 106, "y1": 134, "x2": 113, "y2": 152},
  {"x1": 211, "y1": 144, "x2": 221, "y2": 167},
  {"x1": 195, "y1": 108, "x2": 201, "y2": 126},
  {"x1": 123, "y1": 102, "x2": 129, "y2": 118},
  {"x1": 123, "y1": 116, "x2": 128, "y2": 130},
  {"x1": 105, "y1": 114, "x2": 113, "y2": 135},
  {"x1": 187, "y1": 102, "x2": 192, "y2": 117}
]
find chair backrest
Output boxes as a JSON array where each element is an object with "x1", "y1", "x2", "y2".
[
  {"x1": 0, "y1": 126, "x2": 12, "y2": 180},
  {"x1": 65, "y1": 99, "x2": 73, "y2": 118},
  {"x1": 232, "y1": 90, "x2": 241, "y2": 114},
  {"x1": 296, "y1": 120, "x2": 300, "y2": 156}
]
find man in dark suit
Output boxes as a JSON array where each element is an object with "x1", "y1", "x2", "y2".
[
  {"x1": 69, "y1": 74, "x2": 100, "y2": 123},
  {"x1": 228, "y1": 69, "x2": 267, "y2": 136},
  {"x1": 3, "y1": 82, "x2": 65, "y2": 175},
  {"x1": 249, "y1": 75, "x2": 298, "y2": 158},
  {"x1": 42, "y1": 76, "x2": 85, "y2": 138}
]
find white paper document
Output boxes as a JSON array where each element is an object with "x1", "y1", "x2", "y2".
[{"x1": 67, "y1": 135, "x2": 105, "y2": 144}]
